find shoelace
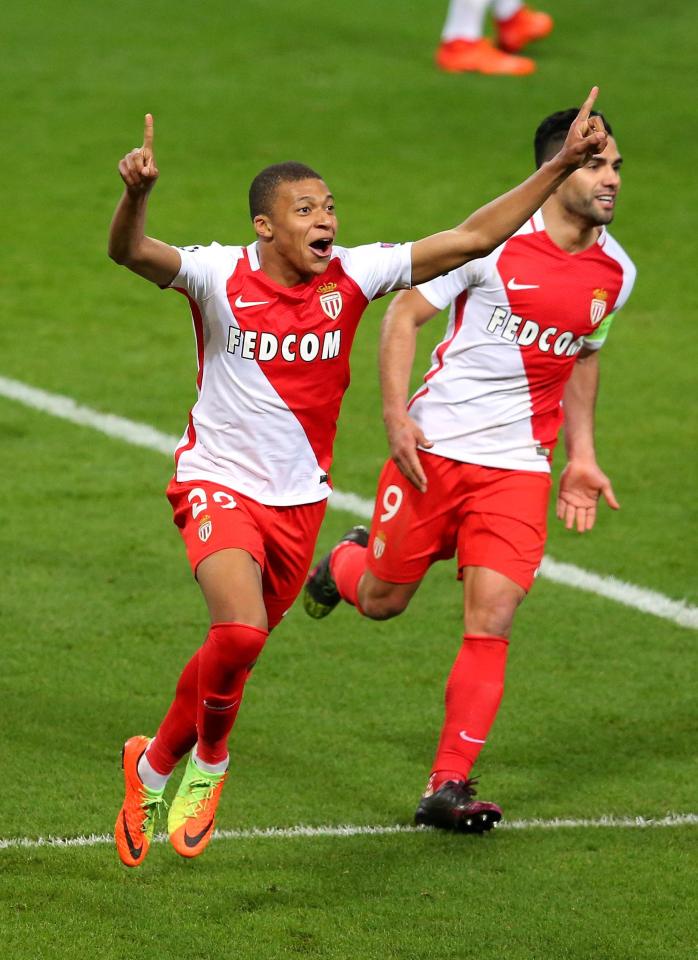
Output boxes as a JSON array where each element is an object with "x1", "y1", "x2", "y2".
[
  {"x1": 450, "y1": 777, "x2": 478, "y2": 800},
  {"x1": 184, "y1": 777, "x2": 220, "y2": 818},
  {"x1": 139, "y1": 794, "x2": 168, "y2": 833}
]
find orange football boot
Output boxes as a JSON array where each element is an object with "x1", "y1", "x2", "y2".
[
  {"x1": 436, "y1": 38, "x2": 535, "y2": 75},
  {"x1": 496, "y1": 6, "x2": 554, "y2": 54},
  {"x1": 168, "y1": 752, "x2": 228, "y2": 859},
  {"x1": 114, "y1": 736, "x2": 166, "y2": 868}
]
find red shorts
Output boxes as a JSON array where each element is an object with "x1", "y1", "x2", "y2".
[
  {"x1": 167, "y1": 478, "x2": 327, "y2": 630},
  {"x1": 366, "y1": 453, "x2": 551, "y2": 592}
]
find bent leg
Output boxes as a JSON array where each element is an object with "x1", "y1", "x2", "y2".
[
  {"x1": 146, "y1": 549, "x2": 268, "y2": 775},
  {"x1": 194, "y1": 550, "x2": 269, "y2": 764},
  {"x1": 329, "y1": 537, "x2": 422, "y2": 620},
  {"x1": 357, "y1": 569, "x2": 422, "y2": 621}
]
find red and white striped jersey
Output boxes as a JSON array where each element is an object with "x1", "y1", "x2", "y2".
[
  {"x1": 411, "y1": 210, "x2": 636, "y2": 472},
  {"x1": 168, "y1": 240, "x2": 412, "y2": 505}
]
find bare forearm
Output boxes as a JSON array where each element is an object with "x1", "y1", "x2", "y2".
[
  {"x1": 109, "y1": 115, "x2": 181, "y2": 285},
  {"x1": 380, "y1": 310, "x2": 419, "y2": 425},
  {"x1": 108, "y1": 190, "x2": 149, "y2": 264},
  {"x1": 411, "y1": 156, "x2": 573, "y2": 284},
  {"x1": 380, "y1": 290, "x2": 438, "y2": 424},
  {"x1": 459, "y1": 156, "x2": 571, "y2": 255},
  {"x1": 379, "y1": 291, "x2": 437, "y2": 491},
  {"x1": 410, "y1": 86, "x2": 606, "y2": 284},
  {"x1": 563, "y1": 352, "x2": 600, "y2": 461},
  {"x1": 108, "y1": 189, "x2": 180, "y2": 285}
]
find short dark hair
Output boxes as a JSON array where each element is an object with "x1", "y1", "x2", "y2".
[
  {"x1": 534, "y1": 108, "x2": 613, "y2": 168},
  {"x1": 248, "y1": 161, "x2": 324, "y2": 219}
]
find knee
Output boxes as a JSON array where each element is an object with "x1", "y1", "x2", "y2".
[
  {"x1": 207, "y1": 621, "x2": 269, "y2": 671},
  {"x1": 360, "y1": 589, "x2": 410, "y2": 622},
  {"x1": 466, "y1": 596, "x2": 522, "y2": 639}
]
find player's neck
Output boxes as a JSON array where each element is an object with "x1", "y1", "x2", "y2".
[
  {"x1": 540, "y1": 203, "x2": 602, "y2": 255},
  {"x1": 257, "y1": 243, "x2": 311, "y2": 288}
]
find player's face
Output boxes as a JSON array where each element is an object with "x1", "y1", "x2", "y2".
[
  {"x1": 256, "y1": 178, "x2": 338, "y2": 282},
  {"x1": 557, "y1": 137, "x2": 623, "y2": 226}
]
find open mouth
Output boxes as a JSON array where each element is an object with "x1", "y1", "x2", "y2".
[{"x1": 309, "y1": 238, "x2": 333, "y2": 257}]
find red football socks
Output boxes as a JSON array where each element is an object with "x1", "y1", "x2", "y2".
[
  {"x1": 196, "y1": 621, "x2": 268, "y2": 765},
  {"x1": 330, "y1": 541, "x2": 367, "y2": 608},
  {"x1": 147, "y1": 649, "x2": 201, "y2": 776},
  {"x1": 145, "y1": 621, "x2": 268, "y2": 774},
  {"x1": 431, "y1": 634, "x2": 509, "y2": 788}
]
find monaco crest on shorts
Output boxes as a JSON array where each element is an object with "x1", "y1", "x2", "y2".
[
  {"x1": 590, "y1": 288, "x2": 608, "y2": 326},
  {"x1": 373, "y1": 535, "x2": 386, "y2": 560},
  {"x1": 198, "y1": 515, "x2": 212, "y2": 543}
]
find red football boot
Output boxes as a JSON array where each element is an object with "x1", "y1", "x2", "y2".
[
  {"x1": 436, "y1": 38, "x2": 536, "y2": 75},
  {"x1": 496, "y1": 6, "x2": 554, "y2": 54}
]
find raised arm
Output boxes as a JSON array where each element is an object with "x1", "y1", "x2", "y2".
[
  {"x1": 380, "y1": 288, "x2": 440, "y2": 492},
  {"x1": 108, "y1": 114, "x2": 181, "y2": 286},
  {"x1": 557, "y1": 349, "x2": 619, "y2": 533},
  {"x1": 410, "y1": 87, "x2": 607, "y2": 284}
]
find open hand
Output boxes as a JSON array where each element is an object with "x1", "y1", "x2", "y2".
[
  {"x1": 556, "y1": 459, "x2": 619, "y2": 533},
  {"x1": 557, "y1": 87, "x2": 608, "y2": 169},
  {"x1": 118, "y1": 114, "x2": 159, "y2": 194},
  {"x1": 386, "y1": 414, "x2": 433, "y2": 492}
]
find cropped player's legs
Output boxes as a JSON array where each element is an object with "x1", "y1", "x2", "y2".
[
  {"x1": 145, "y1": 548, "x2": 268, "y2": 781},
  {"x1": 304, "y1": 454, "x2": 455, "y2": 621},
  {"x1": 115, "y1": 547, "x2": 268, "y2": 867},
  {"x1": 429, "y1": 566, "x2": 523, "y2": 785},
  {"x1": 426, "y1": 468, "x2": 549, "y2": 791},
  {"x1": 436, "y1": 0, "x2": 536, "y2": 74}
]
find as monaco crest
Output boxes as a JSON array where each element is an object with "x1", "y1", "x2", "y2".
[
  {"x1": 373, "y1": 535, "x2": 386, "y2": 560},
  {"x1": 198, "y1": 516, "x2": 212, "y2": 543},
  {"x1": 590, "y1": 288, "x2": 608, "y2": 326},
  {"x1": 320, "y1": 291, "x2": 343, "y2": 320}
]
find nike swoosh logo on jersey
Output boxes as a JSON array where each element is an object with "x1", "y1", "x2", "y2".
[
  {"x1": 122, "y1": 811, "x2": 144, "y2": 860},
  {"x1": 234, "y1": 295, "x2": 270, "y2": 308},
  {"x1": 507, "y1": 278, "x2": 540, "y2": 290},
  {"x1": 184, "y1": 818, "x2": 214, "y2": 848}
]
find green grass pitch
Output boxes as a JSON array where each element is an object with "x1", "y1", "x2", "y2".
[{"x1": 1, "y1": 1, "x2": 696, "y2": 957}]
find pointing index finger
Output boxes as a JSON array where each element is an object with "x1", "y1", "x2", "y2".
[
  {"x1": 577, "y1": 86, "x2": 599, "y2": 123},
  {"x1": 143, "y1": 113, "x2": 154, "y2": 151}
]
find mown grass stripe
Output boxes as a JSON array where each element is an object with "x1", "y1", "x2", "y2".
[
  {"x1": 1, "y1": 813, "x2": 697, "y2": 851},
  {"x1": 1, "y1": 374, "x2": 695, "y2": 630}
]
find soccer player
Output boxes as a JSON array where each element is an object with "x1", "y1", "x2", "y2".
[
  {"x1": 304, "y1": 106, "x2": 635, "y2": 833},
  {"x1": 437, "y1": 0, "x2": 553, "y2": 75},
  {"x1": 110, "y1": 92, "x2": 607, "y2": 866}
]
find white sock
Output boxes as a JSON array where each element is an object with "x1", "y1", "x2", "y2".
[
  {"x1": 137, "y1": 745, "x2": 171, "y2": 792},
  {"x1": 193, "y1": 745, "x2": 229, "y2": 776},
  {"x1": 492, "y1": 0, "x2": 523, "y2": 21},
  {"x1": 441, "y1": 0, "x2": 491, "y2": 42}
]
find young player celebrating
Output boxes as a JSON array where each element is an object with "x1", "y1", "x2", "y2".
[
  {"x1": 304, "y1": 106, "x2": 635, "y2": 833},
  {"x1": 110, "y1": 91, "x2": 607, "y2": 866}
]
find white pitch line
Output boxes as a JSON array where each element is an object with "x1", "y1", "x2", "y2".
[
  {"x1": 1, "y1": 374, "x2": 696, "y2": 630},
  {"x1": 1, "y1": 813, "x2": 697, "y2": 851}
]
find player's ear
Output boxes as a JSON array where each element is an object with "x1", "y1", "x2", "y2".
[{"x1": 253, "y1": 214, "x2": 272, "y2": 239}]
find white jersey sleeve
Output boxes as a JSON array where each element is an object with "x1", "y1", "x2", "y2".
[
  {"x1": 339, "y1": 243, "x2": 413, "y2": 301},
  {"x1": 168, "y1": 242, "x2": 233, "y2": 302},
  {"x1": 416, "y1": 257, "x2": 489, "y2": 310}
]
